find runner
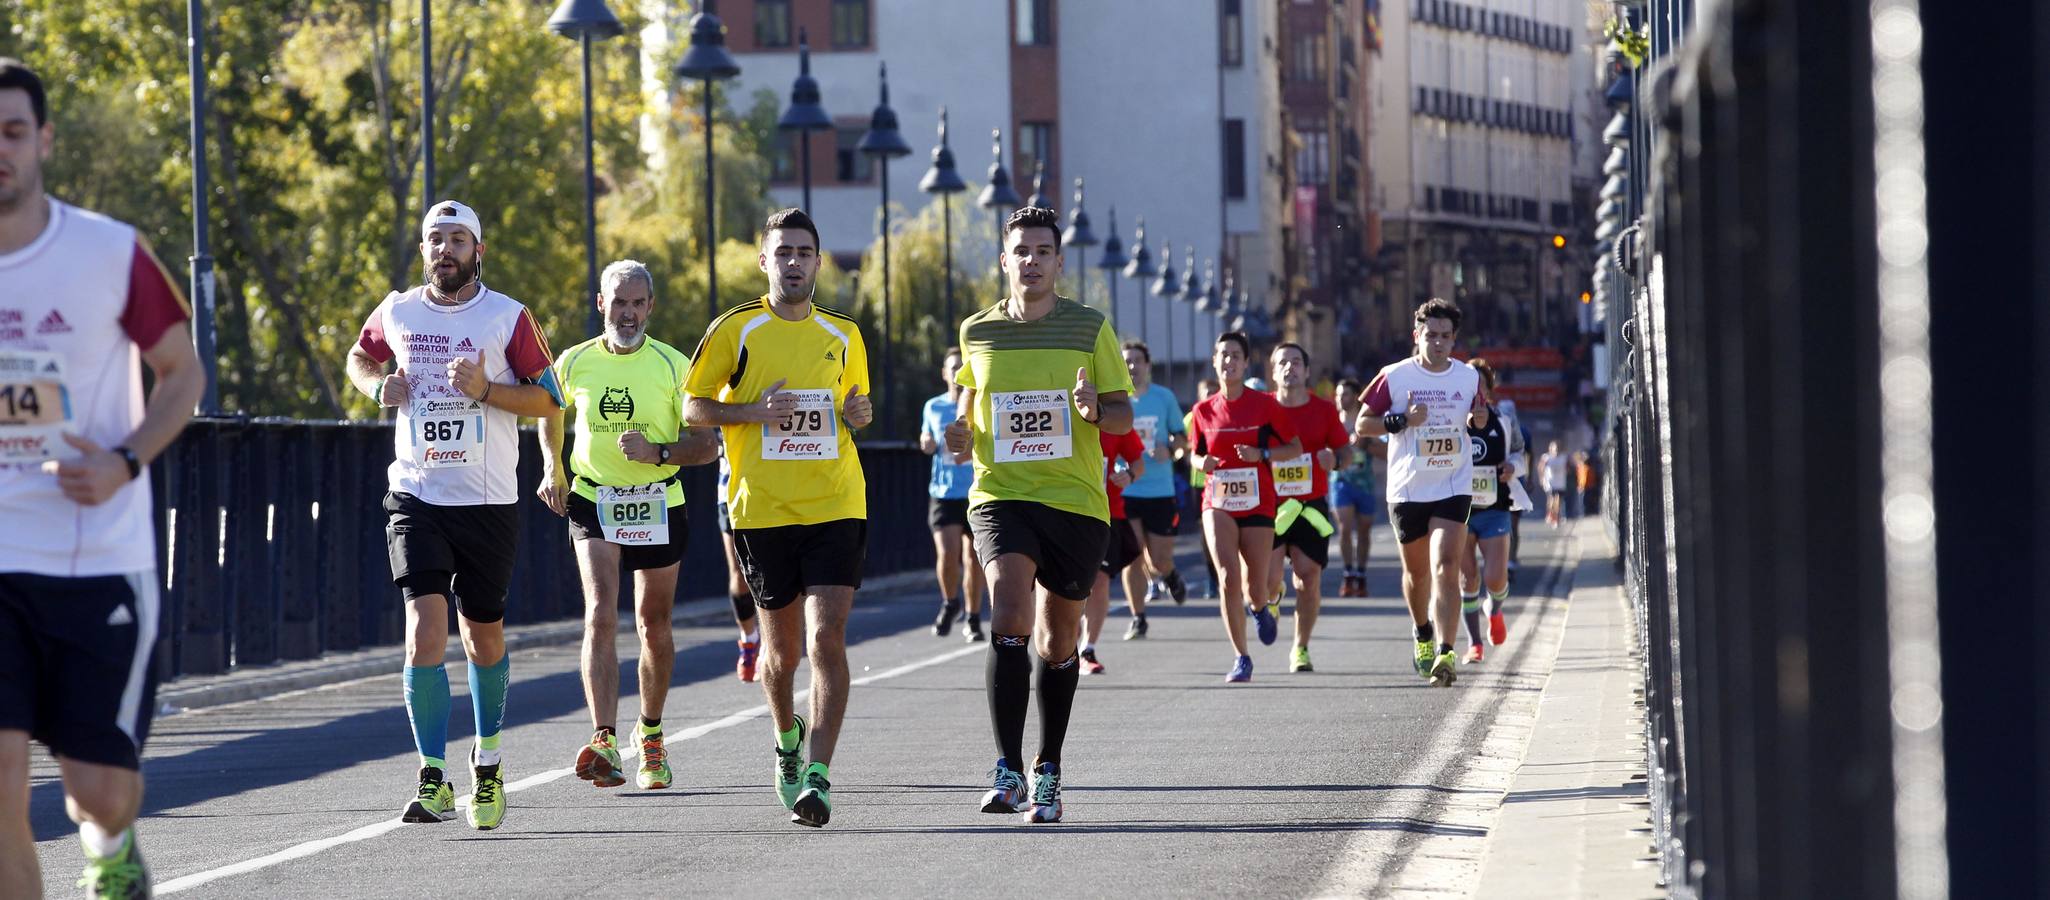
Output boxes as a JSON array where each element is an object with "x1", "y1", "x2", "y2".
[
  {"x1": 538, "y1": 259, "x2": 716, "y2": 791},
  {"x1": 1082, "y1": 424, "x2": 1146, "y2": 673},
  {"x1": 1185, "y1": 376, "x2": 1220, "y2": 601},
  {"x1": 683, "y1": 208, "x2": 872, "y2": 828},
  {"x1": 1266, "y1": 343, "x2": 1350, "y2": 673},
  {"x1": 715, "y1": 445, "x2": 763, "y2": 680},
  {"x1": 919, "y1": 348, "x2": 985, "y2": 641},
  {"x1": 1456, "y1": 359, "x2": 1516, "y2": 662},
  {"x1": 1115, "y1": 341, "x2": 1188, "y2": 638},
  {"x1": 943, "y1": 206, "x2": 1133, "y2": 823},
  {"x1": 1330, "y1": 377, "x2": 1385, "y2": 598},
  {"x1": 1188, "y1": 332, "x2": 1303, "y2": 683},
  {"x1": 1539, "y1": 441, "x2": 1568, "y2": 526},
  {"x1": 0, "y1": 59, "x2": 206, "y2": 898},
  {"x1": 1353, "y1": 298, "x2": 1488, "y2": 687},
  {"x1": 347, "y1": 198, "x2": 565, "y2": 829}
]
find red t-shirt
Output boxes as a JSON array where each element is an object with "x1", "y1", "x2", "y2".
[
  {"x1": 1275, "y1": 393, "x2": 1349, "y2": 499},
  {"x1": 1189, "y1": 388, "x2": 1300, "y2": 518},
  {"x1": 1100, "y1": 428, "x2": 1146, "y2": 519}
]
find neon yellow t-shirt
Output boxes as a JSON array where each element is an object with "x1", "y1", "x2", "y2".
[
  {"x1": 955, "y1": 298, "x2": 1134, "y2": 522},
  {"x1": 683, "y1": 297, "x2": 870, "y2": 529},
  {"x1": 555, "y1": 336, "x2": 692, "y2": 507}
]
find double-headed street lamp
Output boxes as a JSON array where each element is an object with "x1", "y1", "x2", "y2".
[
  {"x1": 548, "y1": 0, "x2": 625, "y2": 337},
  {"x1": 977, "y1": 131, "x2": 1022, "y2": 298},
  {"x1": 777, "y1": 28, "x2": 832, "y2": 213},
  {"x1": 1062, "y1": 179, "x2": 1099, "y2": 307},
  {"x1": 857, "y1": 63, "x2": 913, "y2": 434},
  {"x1": 919, "y1": 108, "x2": 968, "y2": 332},
  {"x1": 1095, "y1": 207, "x2": 1128, "y2": 332},
  {"x1": 673, "y1": 2, "x2": 741, "y2": 322}
]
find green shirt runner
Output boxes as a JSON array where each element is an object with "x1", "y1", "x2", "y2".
[{"x1": 554, "y1": 335, "x2": 693, "y2": 507}]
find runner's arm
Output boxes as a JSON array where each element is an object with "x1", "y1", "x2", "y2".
[
  {"x1": 125, "y1": 322, "x2": 205, "y2": 464},
  {"x1": 1092, "y1": 390, "x2": 1133, "y2": 435},
  {"x1": 663, "y1": 426, "x2": 720, "y2": 466},
  {"x1": 344, "y1": 346, "x2": 391, "y2": 402}
]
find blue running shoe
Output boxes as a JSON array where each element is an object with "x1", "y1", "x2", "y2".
[
  {"x1": 1226, "y1": 655, "x2": 1253, "y2": 683},
  {"x1": 1254, "y1": 602, "x2": 1279, "y2": 646}
]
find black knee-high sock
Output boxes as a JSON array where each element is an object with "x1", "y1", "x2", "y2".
[
  {"x1": 1035, "y1": 653, "x2": 1081, "y2": 766},
  {"x1": 988, "y1": 636, "x2": 1032, "y2": 768}
]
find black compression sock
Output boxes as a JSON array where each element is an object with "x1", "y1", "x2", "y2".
[
  {"x1": 988, "y1": 636, "x2": 1031, "y2": 767},
  {"x1": 1035, "y1": 654, "x2": 1081, "y2": 766},
  {"x1": 1414, "y1": 622, "x2": 1435, "y2": 645},
  {"x1": 639, "y1": 716, "x2": 660, "y2": 730}
]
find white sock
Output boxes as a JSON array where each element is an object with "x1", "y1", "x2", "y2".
[
  {"x1": 79, "y1": 822, "x2": 127, "y2": 858},
  {"x1": 744, "y1": 629, "x2": 760, "y2": 644},
  {"x1": 475, "y1": 745, "x2": 503, "y2": 767},
  {"x1": 1081, "y1": 643, "x2": 1095, "y2": 655}
]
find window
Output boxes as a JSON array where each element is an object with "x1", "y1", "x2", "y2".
[
  {"x1": 1296, "y1": 126, "x2": 1329, "y2": 186},
  {"x1": 1221, "y1": 0, "x2": 1243, "y2": 66},
  {"x1": 834, "y1": 126, "x2": 873, "y2": 182},
  {"x1": 1223, "y1": 118, "x2": 1247, "y2": 199},
  {"x1": 831, "y1": 0, "x2": 870, "y2": 49},
  {"x1": 1016, "y1": 0, "x2": 1052, "y2": 46},
  {"x1": 755, "y1": 0, "x2": 792, "y2": 48},
  {"x1": 1290, "y1": 33, "x2": 1327, "y2": 83},
  {"x1": 1017, "y1": 122, "x2": 1055, "y2": 188}
]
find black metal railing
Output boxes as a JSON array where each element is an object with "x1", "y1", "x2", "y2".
[{"x1": 146, "y1": 418, "x2": 934, "y2": 681}]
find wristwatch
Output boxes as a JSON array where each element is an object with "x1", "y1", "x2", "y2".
[
  {"x1": 658, "y1": 444, "x2": 672, "y2": 465},
  {"x1": 112, "y1": 446, "x2": 142, "y2": 480}
]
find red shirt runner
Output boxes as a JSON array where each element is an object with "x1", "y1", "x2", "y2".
[
  {"x1": 1274, "y1": 393, "x2": 1349, "y2": 501},
  {"x1": 1100, "y1": 428, "x2": 1146, "y2": 519},
  {"x1": 1189, "y1": 388, "x2": 1300, "y2": 519}
]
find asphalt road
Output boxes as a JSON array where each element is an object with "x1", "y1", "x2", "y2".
[{"x1": 31, "y1": 522, "x2": 1578, "y2": 899}]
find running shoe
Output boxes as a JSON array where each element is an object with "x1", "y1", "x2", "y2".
[
  {"x1": 1336, "y1": 575, "x2": 1355, "y2": 598},
  {"x1": 637, "y1": 731, "x2": 673, "y2": 790},
  {"x1": 1145, "y1": 578, "x2": 1162, "y2": 603},
  {"x1": 791, "y1": 764, "x2": 832, "y2": 827},
  {"x1": 1123, "y1": 614, "x2": 1148, "y2": 640},
  {"x1": 1465, "y1": 644, "x2": 1485, "y2": 664},
  {"x1": 1022, "y1": 761, "x2": 1063, "y2": 824},
  {"x1": 77, "y1": 829, "x2": 149, "y2": 900},
  {"x1": 1254, "y1": 602, "x2": 1279, "y2": 646},
  {"x1": 1081, "y1": 647, "x2": 1105, "y2": 675},
  {"x1": 737, "y1": 638, "x2": 760, "y2": 683},
  {"x1": 1429, "y1": 651, "x2": 1458, "y2": 687},
  {"x1": 1290, "y1": 646, "x2": 1313, "y2": 673},
  {"x1": 1489, "y1": 610, "x2": 1509, "y2": 646},
  {"x1": 964, "y1": 615, "x2": 985, "y2": 643},
  {"x1": 401, "y1": 766, "x2": 455, "y2": 823},
  {"x1": 934, "y1": 599, "x2": 962, "y2": 637},
  {"x1": 1164, "y1": 569, "x2": 1189, "y2": 605},
  {"x1": 775, "y1": 714, "x2": 809, "y2": 809},
  {"x1": 1414, "y1": 639, "x2": 1434, "y2": 677},
  {"x1": 574, "y1": 729, "x2": 626, "y2": 788},
  {"x1": 981, "y1": 759, "x2": 1027, "y2": 813},
  {"x1": 468, "y1": 756, "x2": 506, "y2": 830},
  {"x1": 1226, "y1": 654, "x2": 1253, "y2": 683}
]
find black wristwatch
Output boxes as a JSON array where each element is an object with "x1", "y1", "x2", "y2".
[
  {"x1": 112, "y1": 446, "x2": 142, "y2": 480},
  {"x1": 658, "y1": 444, "x2": 672, "y2": 465}
]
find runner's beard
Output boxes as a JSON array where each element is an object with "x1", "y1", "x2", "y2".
[
  {"x1": 425, "y1": 255, "x2": 478, "y2": 294},
  {"x1": 605, "y1": 318, "x2": 644, "y2": 348}
]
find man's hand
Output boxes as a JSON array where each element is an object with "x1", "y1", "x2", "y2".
[
  {"x1": 379, "y1": 366, "x2": 410, "y2": 408},
  {"x1": 1233, "y1": 443, "x2": 1264, "y2": 463},
  {"x1": 1201, "y1": 454, "x2": 1220, "y2": 474},
  {"x1": 1072, "y1": 367, "x2": 1099, "y2": 423},
  {"x1": 1150, "y1": 442, "x2": 1172, "y2": 462},
  {"x1": 1109, "y1": 467, "x2": 1134, "y2": 489},
  {"x1": 742, "y1": 378, "x2": 796, "y2": 425},
  {"x1": 1406, "y1": 390, "x2": 1429, "y2": 423},
  {"x1": 945, "y1": 412, "x2": 972, "y2": 460},
  {"x1": 448, "y1": 351, "x2": 489, "y2": 401},
  {"x1": 39, "y1": 433, "x2": 130, "y2": 506},
  {"x1": 619, "y1": 430, "x2": 662, "y2": 464},
  {"x1": 842, "y1": 385, "x2": 873, "y2": 429},
  {"x1": 919, "y1": 430, "x2": 938, "y2": 454},
  {"x1": 536, "y1": 465, "x2": 568, "y2": 516},
  {"x1": 1316, "y1": 447, "x2": 1337, "y2": 471}
]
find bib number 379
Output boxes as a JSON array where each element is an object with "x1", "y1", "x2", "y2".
[{"x1": 762, "y1": 389, "x2": 838, "y2": 460}]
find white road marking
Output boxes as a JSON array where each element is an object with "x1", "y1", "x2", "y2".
[{"x1": 156, "y1": 643, "x2": 984, "y2": 894}]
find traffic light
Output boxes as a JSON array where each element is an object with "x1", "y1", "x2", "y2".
[
  {"x1": 1580, "y1": 290, "x2": 1592, "y2": 304},
  {"x1": 1552, "y1": 234, "x2": 1568, "y2": 249}
]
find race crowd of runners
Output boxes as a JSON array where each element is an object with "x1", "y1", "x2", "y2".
[{"x1": 0, "y1": 60, "x2": 1579, "y2": 898}]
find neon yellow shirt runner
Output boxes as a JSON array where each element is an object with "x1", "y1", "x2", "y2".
[
  {"x1": 554, "y1": 336, "x2": 692, "y2": 508},
  {"x1": 955, "y1": 298, "x2": 1134, "y2": 522}
]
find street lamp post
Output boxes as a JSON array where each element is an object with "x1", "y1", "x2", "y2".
[
  {"x1": 1150, "y1": 242, "x2": 1181, "y2": 386},
  {"x1": 1196, "y1": 267, "x2": 1225, "y2": 372},
  {"x1": 977, "y1": 130, "x2": 1022, "y2": 300},
  {"x1": 777, "y1": 28, "x2": 832, "y2": 213},
  {"x1": 919, "y1": 107, "x2": 968, "y2": 332},
  {"x1": 858, "y1": 63, "x2": 913, "y2": 434},
  {"x1": 421, "y1": 0, "x2": 434, "y2": 206},
  {"x1": 1095, "y1": 207, "x2": 1128, "y2": 332},
  {"x1": 1180, "y1": 250, "x2": 1200, "y2": 387},
  {"x1": 186, "y1": 0, "x2": 219, "y2": 414},
  {"x1": 1062, "y1": 179, "x2": 1099, "y2": 308},
  {"x1": 1026, "y1": 161, "x2": 1051, "y2": 210},
  {"x1": 673, "y1": 1, "x2": 741, "y2": 323},
  {"x1": 1121, "y1": 217, "x2": 1156, "y2": 352},
  {"x1": 548, "y1": 0, "x2": 625, "y2": 338}
]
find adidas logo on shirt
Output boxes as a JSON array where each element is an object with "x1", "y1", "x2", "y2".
[
  {"x1": 823, "y1": 350, "x2": 837, "y2": 361},
  {"x1": 106, "y1": 604, "x2": 134, "y2": 627},
  {"x1": 36, "y1": 310, "x2": 71, "y2": 334},
  {"x1": 455, "y1": 338, "x2": 475, "y2": 351}
]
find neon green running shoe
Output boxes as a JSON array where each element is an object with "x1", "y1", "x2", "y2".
[
  {"x1": 775, "y1": 714, "x2": 809, "y2": 809},
  {"x1": 77, "y1": 829, "x2": 150, "y2": 899},
  {"x1": 1414, "y1": 640, "x2": 1434, "y2": 677},
  {"x1": 1291, "y1": 646, "x2": 1314, "y2": 673},
  {"x1": 468, "y1": 758, "x2": 506, "y2": 831},
  {"x1": 791, "y1": 763, "x2": 832, "y2": 828},
  {"x1": 637, "y1": 731, "x2": 673, "y2": 790},
  {"x1": 401, "y1": 766, "x2": 455, "y2": 823},
  {"x1": 575, "y1": 730, "x2": 625, "y2": 788},
  {"x1": 1429, "y1": 650, "x2": 1459, "y2": 687}
]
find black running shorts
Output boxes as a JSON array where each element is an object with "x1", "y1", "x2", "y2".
[
  {"x1": 1101, "y1": 516, "x2": 1142, "y2": 574},
  {"x1": 1389, "y1": 495, "x2": 1474, "y2": 545},
  {"x1": 1277, "y1": 498, "x2": 1334, "y2": 569},
  {"x1": 383, "y1": 491, "x2": 519, "y2": 623},
  {"x1": 1121, "y1": 495, "x2": 1179, "y2": 538},
  {"x1": 970, "y1": 500, "x2": 1110, "y2": 602},
  {"x1": 565, "y1": 493, "x2": 688, "y2": 571},
  {"x1": 732, "y1": 518, "x2": 867, "y2": 610},
  {"x1": 928, "y1": 497, "x2": 970, "y2": 531},
  {"x1": 0, "y1": 572, "x2": 159, "y2": 770}
]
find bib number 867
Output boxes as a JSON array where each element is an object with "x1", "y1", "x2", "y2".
[
  {"x1": 609, "y1": 501, "x2": 655, "y2": 523},
  {"x1": 423, "y1": 420, "x2": 465, "y2": 442},
  {"x1": 1008, "y1": 410, "x2": 1055, "y2": 435}
]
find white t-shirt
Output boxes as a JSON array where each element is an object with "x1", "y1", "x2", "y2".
[
  {"x1": 0, "y1": 199, "x2": 191, "y2": 576},
  {"x1": 1363, "y1": 357, "x2": 1485, "y2": 504},
  {"x1": 355, "y1": 286, "x2": 558, "y2": 506}
]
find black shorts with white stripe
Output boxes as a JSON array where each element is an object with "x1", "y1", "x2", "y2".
[{"x1": 0, "y1": 571, "x2": 161, "y2": 770}]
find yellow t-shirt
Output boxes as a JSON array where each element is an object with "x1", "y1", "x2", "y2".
[
  {"x1": 955, "y1": 298, "x2": 1135, "y2": 522},
  {"x1": 554, "y1": 336, "x2": 691, "y2": 507},
  {"x1": 683, "y1": 297, "x2": 869, "y2": 528}
]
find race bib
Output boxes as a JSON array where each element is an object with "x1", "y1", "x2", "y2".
[
  {"x1": 1210, "y1": 466, "x2": 1259, "y2": 512},
  {"x1": 412, "y1": 397, "x2": 485, "y2": 468},
  {"x1": 0, "y1": 351, "x2": 73, "y2": 465},
  {"x1": 1415, "y1": 425, "x2": 1464, "y2": 470},
  {"x1": 762, "y1": 389, "x2": 839, "y2": 460},
  {"x1": 991, "y1": 390, "x2": 1072, "y2": 463},
  {"x1": 1272, "y1": 456, "x2": 1313, "y2": 497},
  {"x1": 1471, "y1": 465, "x2": 1498, "y2": 504},
  {"x1": 1134, "y1": 415, "x2": 1160, "y2": 452},
  {"x1": 596, "y1": 483, "x2": 669, "y2": 546}
]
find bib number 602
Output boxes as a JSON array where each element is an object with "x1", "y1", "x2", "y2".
[{"x1": 609, "y1": 501, "x2": 655, "y2": 523}]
